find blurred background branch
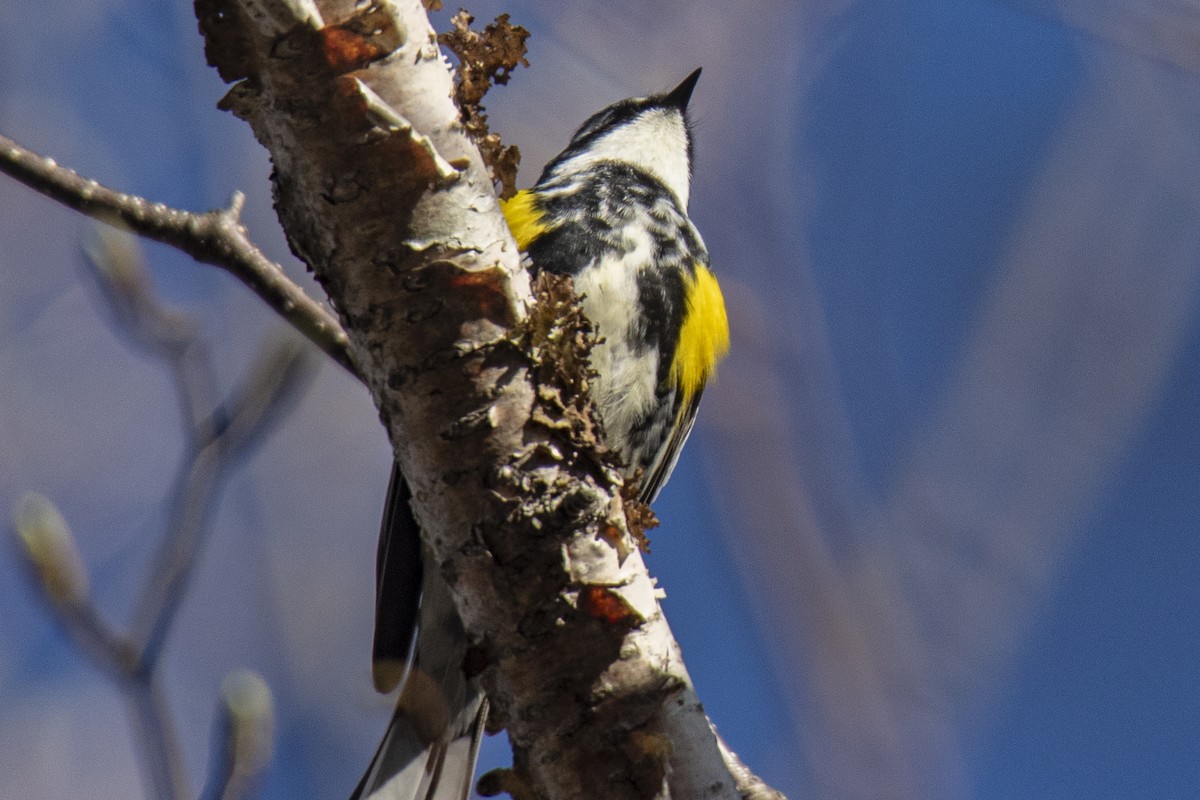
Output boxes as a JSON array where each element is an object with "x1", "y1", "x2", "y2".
[{"x1": 12, "y1": 229, "x2": 316, "y2": 800}]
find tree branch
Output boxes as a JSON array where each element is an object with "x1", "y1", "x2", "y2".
[{"x1": 0, "y1": 132, "x2": 357, "y2": 377}]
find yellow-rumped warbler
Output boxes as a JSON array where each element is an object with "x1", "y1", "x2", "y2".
[{"x1": 352, "y1": 69, "x2": 729, "y2": 800}]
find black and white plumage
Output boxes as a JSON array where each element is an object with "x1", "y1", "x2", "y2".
[{"x1": 524, "y1": 157, "x2": 712, "y2": 502}]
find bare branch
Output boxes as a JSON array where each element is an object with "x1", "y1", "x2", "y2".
[
  {"x1": 132, "y1": 336, "x2": 317, "y2": 667},
  {"x1": 80, "y1": 230, "x2": 319, "y2": 668},
  {"x1": 128, "y1": 678, "x2": 194, "y2": 800},
  {"x1": 13, "y1": 493, "x2": 191, "y2": 799},
  {"x1": 12, "y1": 232, "x2": 314, "y2": 800},
  {"x1": 0, "y1": 132, "x2": 356, "y2": 377},
  {"x1": 84, "y1": 228, "x2": 222, "y2": 432}
]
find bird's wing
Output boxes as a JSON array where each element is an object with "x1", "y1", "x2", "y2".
[
  {"x1": 371, "y1": 463, "x2": 424, "y2": 693},
  {"x1": 639, "y1": 385, "x2": 704, "y2": 505}
]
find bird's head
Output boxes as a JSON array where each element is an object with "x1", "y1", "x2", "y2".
[{"x1": 542, "y1": 68, "x2": 701, "y2": 207}]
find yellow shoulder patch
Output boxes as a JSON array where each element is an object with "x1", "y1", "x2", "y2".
[
  {"x1": 500, "y1": 189, "x2": 549, "y2": 250},
  {"x1": 671, "y1": 264, "x2": 730, "y2": 401}
]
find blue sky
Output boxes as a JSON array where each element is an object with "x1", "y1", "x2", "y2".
[{"x1": 2, "y1": 1, "x2": 1198, "y2": 799}]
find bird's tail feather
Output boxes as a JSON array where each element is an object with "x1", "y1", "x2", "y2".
[{"x1": 352, "y1": 560, "x2": 487, "y2": 800}]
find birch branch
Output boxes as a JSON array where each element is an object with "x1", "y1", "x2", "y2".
[{"x1": 193, "y1": 0, "x2": 767, "y2": 796}]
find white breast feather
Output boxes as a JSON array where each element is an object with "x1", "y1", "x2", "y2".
[{"x1": 575, "y1": 226, "x2": 659, "y2": 441}]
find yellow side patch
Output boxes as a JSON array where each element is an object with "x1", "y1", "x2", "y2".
[
  {"x1": 671, "y1": 264, "x2": 730, "y2": 401},
  {"x1": 500, "y1": 189, "x2": 549, "y2": 250}
]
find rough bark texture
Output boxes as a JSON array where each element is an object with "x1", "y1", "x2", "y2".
[{"x1": 194, "y1": 1, "x2": 740, "y2": 797}]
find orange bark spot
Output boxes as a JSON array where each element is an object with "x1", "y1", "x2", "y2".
[
  {"x1": 580, "y1": 586, "x2": 640, "y2": 625},
  {"x1": 319, "y1": 25, "x2": 387, "y2": 73},
  {"x1": 448, "y1": 269, "x2": 512, "y2": 324}
]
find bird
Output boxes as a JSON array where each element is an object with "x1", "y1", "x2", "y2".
[{"x1": 351, "y1": 68, "x2": 729, "y2": 800}]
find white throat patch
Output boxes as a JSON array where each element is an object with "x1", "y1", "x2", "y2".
[{"x1": 556, "y1": 109, "x2": 691, "y2": 207}]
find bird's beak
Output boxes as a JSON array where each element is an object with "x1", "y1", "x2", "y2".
[{"x1": 664, "y1": 68, "x2": 702, "y2": 110}]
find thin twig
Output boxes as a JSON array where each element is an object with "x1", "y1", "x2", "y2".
[
  {"x1": 51, "y1": 595, "x2": 140, "y2": 679},
  {"x1": 13, "y1": 234, "x2": 306, "y2": 800},
  {"x1": 132, "y1": 338, "x2": 315, "y2": 667},
  {"x1": 128, "y1": 678, "x2": 193, "y2": 800},
  {"x1": 84, "y1": 228, "x2": 222, "y2": 433},
  {"x1": 0, "y1": 132, "x2": 358, "y2": 378}
]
